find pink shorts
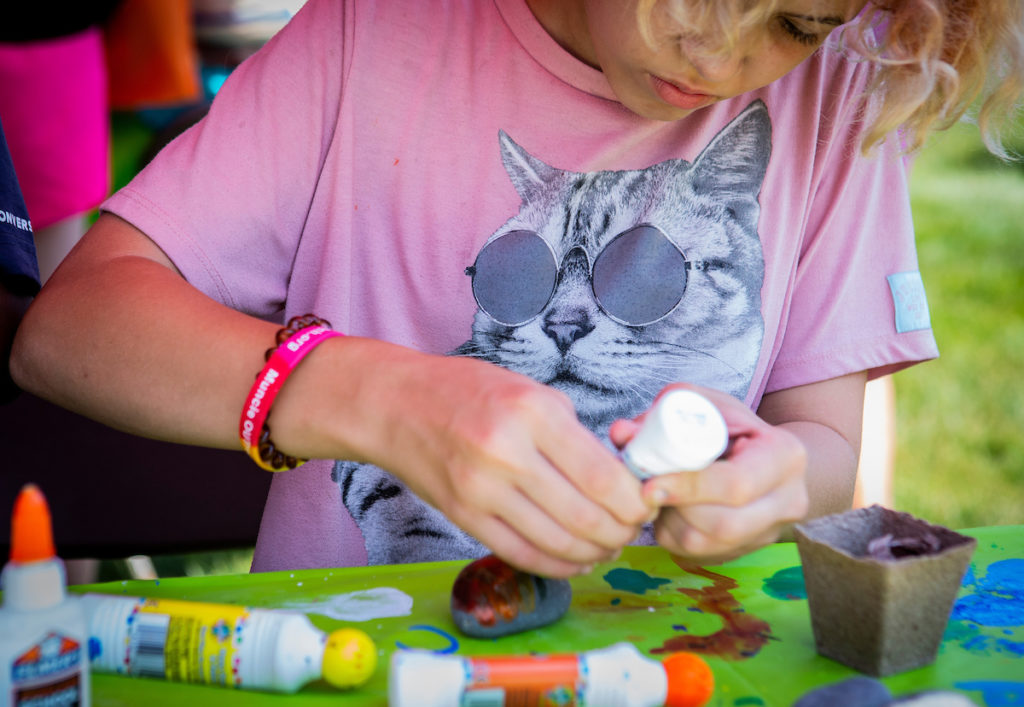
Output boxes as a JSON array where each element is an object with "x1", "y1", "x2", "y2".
[{"x1": 0, "y1": 27, "x2": 110, "y2": 229}]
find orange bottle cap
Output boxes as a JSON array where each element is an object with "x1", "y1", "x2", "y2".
[
  {"x1": 663, "y1": 652, "x2": 714, "y2": 707},
  {"x1": 9, "y1": 484, "x2": 56, "y2": 563}
]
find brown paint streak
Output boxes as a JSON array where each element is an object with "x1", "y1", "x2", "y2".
[{"x1": 650, "y1": 562, "x2": 773, "y2": 660}]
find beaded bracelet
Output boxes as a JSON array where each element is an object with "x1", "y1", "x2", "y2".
[{"x1": 239, "y1": 314, "x2": 342, "y2": 471}]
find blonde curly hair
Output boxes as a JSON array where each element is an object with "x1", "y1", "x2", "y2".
[{"x1": 638, "y1": 0, "x2": 1024, "y2": 157}]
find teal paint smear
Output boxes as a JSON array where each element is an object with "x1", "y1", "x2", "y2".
[
  {"x1": 943, "y1": 620, "x2": 980, "y2": 644},
  {"x1": 762, "y1": 566, "x2": 806, "y2": 600},
  {"x1": 602, "y1": 568, "x2": 670, "y2": 595},
  {"x1": 734, "y1": 697, "x2": 766, "y2": 706}
]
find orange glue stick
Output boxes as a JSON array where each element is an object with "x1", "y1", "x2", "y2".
[{"x1": 389, "y1": 642, "x2": 713, "y2": 707}]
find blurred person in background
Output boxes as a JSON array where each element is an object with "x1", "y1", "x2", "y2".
[{"x1": 0, "y1": 5, "x2": 120, "y2": 282}]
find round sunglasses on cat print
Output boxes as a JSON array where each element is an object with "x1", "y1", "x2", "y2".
[{"x1": 465, "y1": 224, "x2": 713, "y2": 327}]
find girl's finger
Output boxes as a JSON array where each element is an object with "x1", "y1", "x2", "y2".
[
  {"x1": 642, "y1": 425, "x2": 805, "y2": 507},
  {"x1": 655, "y1": 481, "x2": 808, "y2": 557}
]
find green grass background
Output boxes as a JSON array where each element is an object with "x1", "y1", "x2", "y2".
[{"x1": 894, "y1": 120, "x2": 1024, "y2": 529}]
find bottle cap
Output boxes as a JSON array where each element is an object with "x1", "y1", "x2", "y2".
[
  {"x1": 622, "y1": 390, "x2": 728, "y2": 478},
  {"x1": 662, "y1": 651, "x2": 714, "y2": 707},
  {"x1": 9, "y1": 483, "x2": 56, "y2": 563},
  {"x1": 321, "y1": 628, "x2": 377, "y2": 689}
]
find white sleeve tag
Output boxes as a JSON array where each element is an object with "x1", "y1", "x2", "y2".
[{"x1": 887, "y1": 271, "x2": 932, "y2": 333}]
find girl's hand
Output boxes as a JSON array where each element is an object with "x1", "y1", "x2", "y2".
[
  {"x1": 609, "y1": 384, "x2": 809, "y2": 565},
  {"x1": 279, "y1": 339, "x2": 654, "y2": 578}
]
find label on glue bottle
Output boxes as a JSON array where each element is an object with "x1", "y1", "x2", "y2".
[
  {"x1": 621, "y1": 389, "x2": 728, "y2": 479},
  {"x1": 84, "y1": 595, "x2": 250, "y2": 686},
  {"x1": 389, "y1": 642, "x2": 672, "y2": 707},
  {"x1": 80, "y1": 593, "x2": 377, "y2": 693},
  {"x1": 465, "y1": 654, "x2": 582, "y2": 704},
  {"x1": 6, "y1": 631, "x2": 86, "y2": 707}
]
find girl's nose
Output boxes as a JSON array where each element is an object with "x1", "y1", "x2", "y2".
[{"x1": 688, "y1": 46, "x2": 745, "y2": 83}]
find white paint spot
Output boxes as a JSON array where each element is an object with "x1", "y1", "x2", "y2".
[{"x1": 284, "y1": 587, "x2": 414, "y2": 622}]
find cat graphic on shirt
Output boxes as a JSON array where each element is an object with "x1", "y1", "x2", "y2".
[{"x1": 336, "y1": 99, "x2": 770, "y2": 564}]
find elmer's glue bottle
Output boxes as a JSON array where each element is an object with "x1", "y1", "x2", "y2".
[
  {"x1": 389, "y1": 641, "x2": 714, "y2": 707},
  {"x1": 79, "y1": 593, "x2": 377, "y2": 693},
  {"x1": 0, "y1": 484, "x2": 91, "y2": 707}
]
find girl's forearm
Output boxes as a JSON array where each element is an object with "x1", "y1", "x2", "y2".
[{"x1": 11, "y1": 214, "x2": 281, "y2": 450}]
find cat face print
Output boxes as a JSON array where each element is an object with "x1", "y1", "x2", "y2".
[{"x1": 456, "y1": 99, "x2": 770, "y2": 434}]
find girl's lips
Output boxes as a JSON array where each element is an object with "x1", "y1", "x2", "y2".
[{"x1": 651, "y1": 76, "x2": 717, "y2": 111}]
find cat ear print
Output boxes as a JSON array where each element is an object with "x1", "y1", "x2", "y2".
[
  {"x1": 690, "y1": 99, "x2": 772, "y2": 225},
  {"x1": 498, "y1": 130, "x2": 562, "y2": 203}
]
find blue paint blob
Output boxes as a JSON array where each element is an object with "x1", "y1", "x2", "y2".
[
  {"x1": 996, "y1": 638, "x2": 1024, "y2": 657},
  {"x1": 954, "y1": 595, "x2": 1024, "y2": 628},
  {"x1": 955, "y1": 680, "x2": 1024, "y2": 707},
  {"x1": 954, "y1": 559, "x2": 1024, "y2": 628},
  {"x1": 394, "y1": 624, "x2": 459, "y2": 654},
  {"x1": 602, "y1": 568, "x2": 671, "y2": 595},
  {"x1": 610, "y1": 597, "x2": 621, "y2": 606},
  {"x1": 672, "y1": 624, "x2": 687, "y2": 631},
  {"x1": 88, "y1": 637, "x2": 102, "y2": 661},
  {"x1": 963, "y1": 634, "x2": 994, "y2": 653},
  {"x1": 762, "y1": 566, "x2": 806, "y2": 601}
]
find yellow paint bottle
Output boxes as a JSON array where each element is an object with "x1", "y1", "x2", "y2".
[{"x1": 80, "y1": 593, "x2": 376, "y2": 693}]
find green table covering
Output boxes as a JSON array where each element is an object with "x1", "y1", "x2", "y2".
[{"x1": 73, "y1": 525, "x2": 1024, "y2": 706}]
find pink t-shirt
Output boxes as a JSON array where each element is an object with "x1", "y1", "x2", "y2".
[{"x1": 103, "y1": 0, "x2": 938, "y2": 571}]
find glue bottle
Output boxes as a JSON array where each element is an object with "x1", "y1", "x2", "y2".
[
  {"x1": 0, "y1": 484, "x2": 91, "y2": 707},
  {"x1": 79, "y1": 593, "x2": 377, "y2": 693},
  {"x1": 389, "y1": 641, "x2": 714, "y2": 707},
  {"x1": 622, "y1": 389, "x2": 729, "y2": 479}
]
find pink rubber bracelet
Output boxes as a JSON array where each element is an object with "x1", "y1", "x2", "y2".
[{"x1": 239, "y1": 325, "x2": 343, "y2": 471}]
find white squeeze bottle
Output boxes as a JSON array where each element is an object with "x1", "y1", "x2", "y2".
[
  {"x1": 79, "y1": 593, "x2": 377, "y2": 693},
  {"x1": 0, "y1": 484, "x2": 91, "y2": 707},
  {"x1": 389, "y1": 641, "x2": 714, "y2": 707},
  {"x1": 621, "y1": 389, "x2": 729, "y2": 478}
]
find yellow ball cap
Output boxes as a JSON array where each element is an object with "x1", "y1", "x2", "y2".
[{"x1": 321, "y1": 628, "x2": 377, "y2": 689}]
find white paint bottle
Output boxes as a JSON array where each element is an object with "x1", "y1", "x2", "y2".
[
  {"x1": 0, "y1": 484, "x2": 91, "y2": 707},
  {"x1": 79, "y1": 593, "x2": 377, "y2": 693},
  {"x1": 621, "y1": 389, "x2": 729, "y2": 479},
  {"x1": 389, "y1": 641, "x2": 714, "y2": 707}
]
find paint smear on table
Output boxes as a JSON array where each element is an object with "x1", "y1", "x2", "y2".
[
  {"x1": 603, "y1": 568, "x2": 671, "y2": 595},
  {"x1": 284, "y1": 586, "x2": 413, "y2": 621},
  {"x1": 946, "y1": 559, "x2": 1024, "y2": 657},
  {"x1": 762, "y1": 566, "x2": 806, "y2": 601},
  {"x1": 955, "y1": 680, "x2": 1024, "y2": 707},
  {"x1": 954, "y1": 559, "x2": 1024, "y2": 627},
  {"x1": 650, "y1": 563, "x2": 773, "y2": 660}
]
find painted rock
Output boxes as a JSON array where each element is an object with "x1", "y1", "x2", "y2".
[
  {"x1": 793, "y1": 677, "x2": 892, "y2": 707},
  {"x1": 450, "y1": 555, "x2": 572, "y2": 638}
]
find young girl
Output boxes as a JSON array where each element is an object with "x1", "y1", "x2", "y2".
[{"x1": 12, "y1": 0, "x2": 1022, "y2": 577}]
